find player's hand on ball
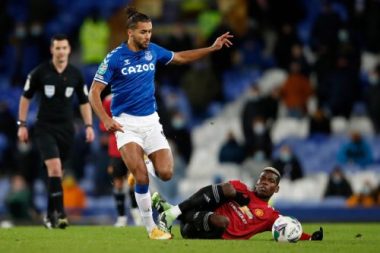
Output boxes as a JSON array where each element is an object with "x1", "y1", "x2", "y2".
[{"x1": 311, "y1": 227, "x2": 323, "y2": 241}]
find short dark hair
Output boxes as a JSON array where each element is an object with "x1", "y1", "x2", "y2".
[
  {"x1": 262, "y1": 167, "x2": 281, "y2": 184},
  {"x1": 50, "y1": 34, "x2": 69, "y2": 45},
  {"x1": 125, "y1": 6, "x2": 151, "y2": 29}
]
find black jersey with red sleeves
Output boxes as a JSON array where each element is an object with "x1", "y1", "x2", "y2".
[
  {"x1": 215, "y1": 180, "x2": 280, "y2": 240},
  {"x1": 23, "y1": 61, "x2": 88, "y2": 123}
]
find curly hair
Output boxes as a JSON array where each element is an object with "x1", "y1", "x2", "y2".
[{"x1": 125, "y1": 6, "x2": 151, "y2": 29}]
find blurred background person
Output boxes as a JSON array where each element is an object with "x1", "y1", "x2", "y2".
[
  {"x1": 16, "y1": 34, "x2": 95, "y2": 229},
  {"x1": 4, "y1": 175, "x2": 33, "y2": 225},
  {"x1": 337, "y1": 131, "x2": 374, "y2": 168},
  {"x1": 272, "y1": 144, "x2": 304, "y2": 181},
  {"x1": 308, "y1": 106, "x2": 331, "y2": 137},
  {"x1": 243, "y1": 116, "x2": 272, "y2": 160},
  {"x1": 62, "y1": 174, "x2": 86, "y2": 223},
  {"x1": 218, "y1": 131, "x2": 245, "y2": 165},
  {"x1": 324, "y1": 166, "x2": 353, "y2": 199},
  {"x1": 279, "y1": 61, "x2": 313, "y2": 118}
]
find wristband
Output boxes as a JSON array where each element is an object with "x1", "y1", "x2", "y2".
[
  {"x1": 85, "y1": 124, "x2": 93, "y2": 128},
  {"x1": 17, "y1": 120, "x2": 27, "y2": 127}
]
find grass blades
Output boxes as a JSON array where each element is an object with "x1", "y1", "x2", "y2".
[{"x1": 0, "y1": 223, "x2": 379, "y2": 253}]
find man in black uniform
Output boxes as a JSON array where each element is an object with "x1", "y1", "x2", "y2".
[{"x1": 17, "y1": 34, "x2": 95, "y2": 229}]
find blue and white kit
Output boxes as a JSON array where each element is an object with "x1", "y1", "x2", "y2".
[{"x1": 94, "y1": 42, "x2": 174, "y2": 153}]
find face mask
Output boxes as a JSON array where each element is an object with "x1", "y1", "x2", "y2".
[
  {"x1": 280, "y1": 152, "x2": 291, "y2": 162},
  {"x1": 361, "y1": 185, "x2": 371, "y2": 195},
  {"x1": 15, "y1": 25, "x2": 27, "y2": 39},
  {"x1": 369, "y1": 75, "x2": 379, "y2": 85},
  {"x1": 253, "y1": 151, "x2": 265, "y2": 162},
  {"x1": 166, "y1": 95, "x2": 178, "y2": 109},
  {"x1": 172, "y1": 117, "x2": 185, "y2": 129},
  {"x1": 332, "y1": 174, "x2": 343, "y2": 184},
  {"x1": 253, "y1": 123, "x2": 265, "y2": 135},
  {"x1": 247, "y1": 93, "x2": 259, "y2": 101},
  {"x1": 30, "y1": 24, "x2": 43, "y2": 37},
  {"x1": 338, "y1": 29, "x2": 349, "y2": 42}
]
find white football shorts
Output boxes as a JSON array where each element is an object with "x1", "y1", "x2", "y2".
[{"x1": 113, "y1": 112, "x2": 170, "y2": 155}]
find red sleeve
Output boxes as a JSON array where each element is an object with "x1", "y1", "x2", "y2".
[
  {"x1": 229, "y1": 180, "x2": 249, "y2": 192},
  {"x1": 300, "y1": 232, "x2": 311, "y2": 240},
  {"x1": 99, "y1": 121, "x2": 107, "y2": 132}
]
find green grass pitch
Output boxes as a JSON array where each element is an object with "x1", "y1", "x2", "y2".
[{"x1": 0, "y1": 223, "x2": 379, "y2": 253}]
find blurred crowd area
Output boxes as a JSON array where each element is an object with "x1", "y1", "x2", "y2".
[{"x1": 1, "y1": 0, "x2": 380, "y2": 224}]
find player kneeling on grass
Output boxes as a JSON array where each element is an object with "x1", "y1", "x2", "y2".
[{"x1": 153, "y1": 167, "x2": 323, "y2": 240}]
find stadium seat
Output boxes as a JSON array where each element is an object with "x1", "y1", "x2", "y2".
[
  {"x1": 331, "y1": 116, "x2": 349, "y2": 135},
  {"x1": 349, "y1": 116, "x2": 374, "y2": 136},
  {"x1": 257, "y1": 69, "x2": 287, "y2": 96},
  {"x1": 222, "y1": 69, "x2": 261, "y2": 102},
  {"x1": 271, "y1": 118, "x2": 309, "y2": 144},
  {"x1": 178, "y1": 177, "x2": 212, "y2": 200},
  {"x1": 346, "y1": 169, "x2": 380, "y2": 194},
  {"x1": 361, "y1": 51, "x2": 380, "y2": 74},
  {"x1": 272, "y1": 173, "x2": 327, "y2": 203}
]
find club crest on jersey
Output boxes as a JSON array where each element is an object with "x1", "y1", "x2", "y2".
[
  {"x1": 65, "y1": 87, "x2": 74, "y2": 97},
  {"x1": 254, "y1": 209, "x2": 264, "y2": 217},
  {"x1": 144, "y1": 51, "x2": 153, "y2": 61},
  {"x1": 44, "y1": 85, "x2": 55, "y2": 98}
]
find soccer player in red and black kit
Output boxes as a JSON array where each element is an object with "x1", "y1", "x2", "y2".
[
  {"x1": 153, "y1": 167, "x2": 323, "y2": 240},
  {"x1": 17, "y1": 34, "x2": 95, "y2": 229},
  {"x1": 100, "y1": 94, "x2": 141, "y2": 227}
]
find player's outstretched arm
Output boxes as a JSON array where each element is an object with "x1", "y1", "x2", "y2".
[
  {"x1": 171, "y1": 32, "x2": 233, "y2": 65},
  {"x1": 211, "y1": 31, "x2": 234, "y2": 50}
]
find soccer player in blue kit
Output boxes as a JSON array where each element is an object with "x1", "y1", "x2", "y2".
[{"x1": 89, "y1": 6, "x2": 233, "y2": 239}]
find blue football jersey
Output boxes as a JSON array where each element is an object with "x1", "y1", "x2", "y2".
[{"x1": 94, "y1": 42, "x2": 174, "y2": 116}]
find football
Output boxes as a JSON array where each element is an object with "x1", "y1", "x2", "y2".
[{"x1": 272, "y1": 216, "x2": 303, "y2": 243}]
